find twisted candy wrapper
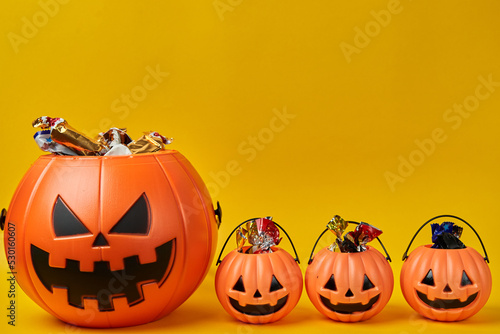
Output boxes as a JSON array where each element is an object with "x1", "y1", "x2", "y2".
[
  {"x1": 327, "y1": 215, "x2": 383, "y2": 253},
  {"x1": 33, "y1": 117, "x2": 102, "y2": 155},
  {"x1": 32, "y1": 116, "x2": 172, "y2": 156},
  {"x1": 431, "y1": 222, "x2": 465, "y2": 249},
  {"x1": 327, "y1": 215, "x2": 347, "y2": 251},
  {"x1": 236, "y1": 217, "x2": 282, "y2": 254}
]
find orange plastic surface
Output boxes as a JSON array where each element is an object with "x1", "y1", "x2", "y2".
[
  {"x1": 215, "y1": 246, "x2": 303, "y2": 324},
  {"x1": 400, "y1": 245, "x2": 492, "y2": 321},
  {"x1": 3, "y1": 150, "x2": 218, "y2": 327},
  {"x1": 305, "y1": 246, "x2": 394, "y2": 322}
]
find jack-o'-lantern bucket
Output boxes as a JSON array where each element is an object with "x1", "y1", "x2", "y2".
[
  {"x1": 400, "y1": 215, "x2": 491, "y2": 322},
  {"x1": 305, "y1": 217, "x2": 393, "y2": 322},
  {"x1": 215, "y1": 217, "x2": 303, "y2": 324},
  {"x1": 1, "y1": 150, "x2": 222, "y2": 327}
]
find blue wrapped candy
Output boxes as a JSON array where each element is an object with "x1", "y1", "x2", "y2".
[{"x1": 431, "y1": 221, "x2": 465, "y2": 249}]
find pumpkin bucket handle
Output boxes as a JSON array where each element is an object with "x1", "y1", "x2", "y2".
[
  {"x1": 216, "y1": 217, "x2": 301, "y2": 265},
  {"x1": 307, "y1": 221, "x2": 392, "y2": 265},
  {"x1": 214, "y1": 201, "x2": 222, "y2": 229},
  {"x1": 401, "y1": 214, "x2": 490, "y2": 263},
  {"x1": 0, "y1": 208, "x2": 6, "y2": 231}
]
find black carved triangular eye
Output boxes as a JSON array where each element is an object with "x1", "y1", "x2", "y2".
[
  {"x1": 461, "y1": 271, "x2": 473, "y2": 286},
  {"x1": 362, "y1": 274, "x2": 375, "y2": 290},
  {"x1": 109, "y1": 193, "x2": 150, "y2": 235},
  {"x1": 324, "y1": 274, "x2": 337, "y2": 291},
  {"x1": 53, "y1": 196, "x2": 91, "y2": 237},
  {"x1": 232, "y1": 276, "x2": 245, "y2": 292},
  {"x1": 421, "y1": 269, "x2": 435, "y2": 286},
  {"x1": 270, "y1": 275, "x2": 283, "y2": 292}
]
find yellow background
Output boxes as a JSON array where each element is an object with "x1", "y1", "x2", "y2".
[{"x1": 1, "y1": 0, "x2": 499, "y2": 333}]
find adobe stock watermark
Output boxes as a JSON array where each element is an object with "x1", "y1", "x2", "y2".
[
  {"x1": 206, "y1": 107, "x2": 296, "y2": 198},
  {"x1": 220, "y1": 322, "x2": 254, "y2": 334},
  {"x1": 398, "y1": 312, "x2": 428, "y2": 334},
  {"x1": 213, "y1": 0, "x2": 244, "y2": 21},
  {"x1": 385, "y1": 73, "x2": 499, "y2": 192},
  {"x1": 81, "y1": 64, "x2": 170, "y2": 138},
  {"x1": 7, "y1": 0, "x2": 70, "y2": 54},
  {"x1": 340, "y1": 0, "x2": 407, "y2": 64},
  {"x1": 6, "y1": 222, "x2": 17, "y2": 326}
]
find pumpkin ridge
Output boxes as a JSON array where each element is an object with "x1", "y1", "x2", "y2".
[
  {"x1": 97, "y1": 157, "x2": 111, "y2": 327},
  {"x1": 364, "y1": 248, "x2": 383, "y2": 296},
  {"x1": 149, "y1": 155, "x2": 186, "y2": 321},
  {"x1": 23, "y1": 158, "x2": 60, "y2": 319},
  {"x1": 454, "y1": 249, "x2": 469, "y2": 318},
  {"x1": 316, "y1": 249, "x2": 333, "y2": 273},
  {"x1": 169, "y1": 153, "x2": 214, "y2": 258},
  {"x1": 169, "y1": 153, "x2": 218, "y2": 298},
  {"x1": 454, "y1": 248, "x2": 482, "y2": 320}
]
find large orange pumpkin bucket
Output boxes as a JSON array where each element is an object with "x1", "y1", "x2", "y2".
[
  {"x1": 1, "y1": 151, "x2": 221, "y2": 328},
  {"x1": 214, "y1": 217, "x2": 303, "y2": 324},
  {"x1": 305, "y1": 220, "x2": 393, "y2": 322},
  {"x1": 400, "y1": 215, "x2": 491, "y2": 322}
]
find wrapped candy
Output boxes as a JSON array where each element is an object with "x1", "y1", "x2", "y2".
[
  {"x1": 34, "y1": 130, "x2": 79, "y2": 156},
  {"x1": 32, "y1": 116, "x2": 173, "y2": 156},
  {"x1": 431, "y1": 222, "x2": 465, "y2": 249},
  {"x1": 236, "y1": 217, "x2": 282, "y2": 254},
  {"x1": 147, "y1": 131, "x2": 174, "y2": 147},
  {"x1": 128, "y1": 134, "x2": 163, "y2": 154},
  {"x1": 33, "y1": 117, "x2": 103, "y2": 155},
  {"x1": 326, "y1": 215, "x2": 347, "y2": 251},
  {"x1": 327, "y1": 215, "x2": 383, "y2": 253}
]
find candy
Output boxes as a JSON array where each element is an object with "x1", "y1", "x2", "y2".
[
  {"x1": 147, "y1": 131, "x2": 174, "y2": 147},
  {"x1": 128, "y1": 134, "x2": 163, "y2": 154},
  {"x1": 327, "y1": 215, "x2": 347, "y2": 251},
  {"x1": 236, "y1": 217, "x2": 282, "y2": 254},
  {"x1": 327, "y1": 215, "x2": 383, "y2": 253},
  {"x1": 32, "y1": 116, "x2": 172, "y2": 156},
  {"x1": 33, "y1": 117, "x2": 103, "y2": 155},
  {"x1": 98, "y1": 128, "x2": 132, "y2": 155},
  {"x1": 34, "y1": 130, "x2": 79, "y2": 156},
  {"x1": 431, "y1": 222, "x2": 465, "y2": 249}
]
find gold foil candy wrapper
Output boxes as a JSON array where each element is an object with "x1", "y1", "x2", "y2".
[
  {"x1": 146, "y1": 131, "x2": 174, "y2": 148},
  {"x1": 32, "y1": 117, "x2": 172, "y2": 156},
  {"x1": 235, "y1": 218, "x2": 280, "y2": 254},
  {"x1": 98, "y1": 128, "x2": 132, "y2": 148},
  {"x1": 327, "y1": 215, "x2": 347, "y2": 238},
  {"x1": 326, "y1": 215, "x2": 383, "y2": 253},
  {"x1": 236, "y1": 220, "x2": 255, "y2": 251},
  {"x1": 98, "y1": 128, "x2": 133, "y2": 156},
  {"x1": 51, "y1": 123, "x2": 103, "y2": 155},
  {"x1": 127, "y1": 134, "x2": 162, "y2": 154},
  {"x1": 33, "y1": 116, "x2": 103, "y2": 155},
  {"x1": 327, "y1": 215, "x2": 347, "y2": 252},
  {"x1": 236, "y1": 226, "x2": 248, "y2": 251}
]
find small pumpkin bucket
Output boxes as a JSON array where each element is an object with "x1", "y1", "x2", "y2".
[
  {"x1": 214, "y1": 217, "x2": 303, "y2": 324},
  {"x1": 305, "y1": 220, "x2": 393, "y2": 322},
  {"x1": 400, "y1": 215, "x2": 492, "y2": 322}
]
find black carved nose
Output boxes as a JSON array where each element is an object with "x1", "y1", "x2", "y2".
[
  {"x1": 443, "y1": 284, "x2": 452, "y2": 293},
  {"x1": 345, "y1": 289, "x2": 354, "y2": 297},
  {"x1": 92, "y1": 232, "x2": 109, "y2": 247},
  {"x1": 253, "y1": 289, "x2": 262, "y2": 298}
]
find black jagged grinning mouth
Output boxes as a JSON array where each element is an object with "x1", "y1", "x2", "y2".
[
  {"x1": 320, "y1": 294, "x2": 380, "y2": 314},
  {"x1": 229, "y1": 295, "x2": 288, "y2": 316},
  {"x1": 416, "y1": 290, "x2": 477, "y2": 310},
  {"x1": 30, "y1": 239, "x2": 176, "y2": 311}
]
